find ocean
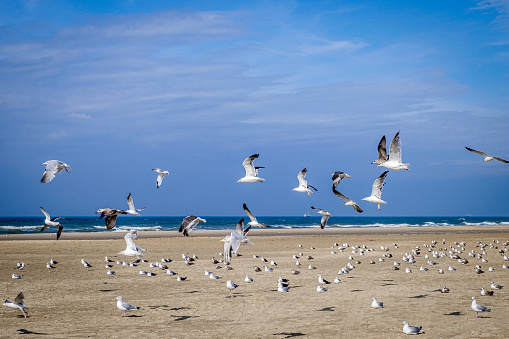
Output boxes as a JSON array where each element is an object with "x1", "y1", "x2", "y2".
[{"x1": 1, "y1": 216, "x2": 508, "y2": 235}]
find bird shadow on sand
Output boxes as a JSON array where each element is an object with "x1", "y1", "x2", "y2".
[
  {"x1": 124, "y1": 314, "x2": 142, "y2": 318},
  {"x1": 184, "y1": 291, "x2": 200, "y2": 294},
  {"x1": 226, "y1": 294, "x2": 246, "y2": 299},
  {"x1": 317, "y1": 306, "x2": 335, "y2": 312},
  {"x1": 409, "y1": 294, "x2": 428, "y2": 299},
  {"x1": 17, "y1": 329, "x2": 48, "y2": 335},
  {"x1": 273, "y1": 332, "x2": 306, "y2": 338},
  {"x1": 444, "y1": 312, "x2": 463, "y2": 316},
  {"x1": 350, "y1": 289, "x2": 363, "y2": 292},
  {"x1": 170, "y1": 315, "x2": 198, "y2": 322}
]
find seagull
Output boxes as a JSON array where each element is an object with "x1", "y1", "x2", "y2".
[
  {"x1": 402, "y1": 321, "x2": 423, "y2": 334},
  {"x1": 465, "y1": 147, "x2": 509, "y2": 163},
  {"x1": 372, "y1": 136, "x2": 388, "y2": 165},
  {"x1": 331, "y1": 171, "x2": 350, "y2": 189},
  {"x1": 237, "y1": 153, "x2": 265, "y2": 183},
  {"x1": 230, "y1": 226, "x2": 255, "y2": 255},
  {"x1": 318, "y1": 274, "x2": 331, "y2": 285},
  {"x1": 40, "y1": 207, "x2": 67, "y2": 240},
  {"x1": 316, "y1": 286, "x2": 327, "y2": 292},
  {"x1": 245, "y1": 275, "x2": 253, "y2": 282},
  {"x1": 471, "y1": 297, "x2": 491, "y2": 318},
  {"x1": 220, "y1": 235, "x2": 233, "y2": 266},
  {"x1": 152, "y1": 168, "x2": 169, "y2": 188},
  {"x1": 310, "y1": 206, "x2": 331, "y2": 229},
  {"x1": 480, "y1": 288, "x2": 494, "y2": 296},
  {"x1": 490, "y1": 281, "x2": 503, "y2": 290},
  {"x1": 292, "y1": 168, "x2": 318, "y2": 196},
  {"x1": 375, "y1": 131, "x2": 410, "y2": 171},
  {"x1": 243, "y1": 203, "x2": 269, "y2": 228},
  {"x1": 371, "y1": 297, "x2": 384, "y2": 308},
  {"x1": 41, "y1": 160, "x2": 71, "y2": 183},
  {"x1": 226, "y1": 280, "x2": 238, "y2": 295},
  {"x1": 441, "y1": 287, "x2": 450, "y2": 293},
  {"x1": 235, "y1": 217, "x2": 251, "y2": 236},
  {"x1": 179, "y1": 216, "x2": 206, "y2": 236},
  {"x1": 116, "y1": 296, "x2": 139, "y2": 317},
  {"x1": 12, "y1": 273, "x2": 22, "y2": 279},
  {"x1": 119, "y1": 231, "x2": 147, "y2": 258},
  {"x1": 3, "y1": 292, "x2": 29, "y2": 318},
  {"x1": 332, "y1": 188, "x2": 363, "y2": 213},
  {"x1": 278, "y1": 282, "x2": 290, "y2": 292},
  {"x1": 362, "y1": 171, "x2": 389, "y2": 210},
  {"x1": 126, "y1": 193, "x2": 145, "y2": 216},
  {"x1": 96, "y1": 208, "x2": 128, "y2": 230}
]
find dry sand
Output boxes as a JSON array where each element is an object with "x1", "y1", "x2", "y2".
[{"x1": 1, "y1": 226, "x2": 508, "y2": 338}]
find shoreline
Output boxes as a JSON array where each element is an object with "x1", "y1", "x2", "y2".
[{"x1": 2, "y1": 224, "x2": 509, "y2": 241}]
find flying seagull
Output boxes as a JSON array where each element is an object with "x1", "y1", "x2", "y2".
[
  {"x1": 374, "y1": 132, "x2": 409, "y2": 171},
  {"x1": 465, "y1": 147, "x2": 509, "y2": 163},
  {"x1": 362, "y1": 171, "x2": 389, "y2": 210},
  {"x1": 310, "y1": 206, "x2": 331, "y2": 229},
  {"x1": 237, "y1": 153, "x2": 265, "y2": 183},
  {"x1": 152, "y1": 168, "x2": 169, "y2": 188},
  {"x1": 235, "y1": 218, "x2": 251, "y2": 236},
  {"x1": 40, "y1": 207, "x2": 68, "y2": 240},
  {"x1": 332, "y1": 188, "x2": 363, "y2": 213},
  {"x1": 41, "y1": 160, "x2": 71, "y2": 183},
  {"x1": 126, "y1": 193, "x2": 145, "y2": 216},
  {"x1": 119, "y1": 231, "x2": 147, "y2": 258},
  {"x1": 292, "y1": 168, "x2": 318, "y2": 196},
  {"x1": 3, "y1": 292, "x2": 29, "y2": 318},
  {"x1": 331, "y1": 171, "x2": 350, "y2": 189},
  {"x1": 96, "y1": 208, "x2": 128, "y2": 230},
  {"x1": 243, "y1": 203, "x2": 269, "y2": 228},
  {"x1": 179, "y1": 216, "x2": 206, "y2": 236},
  {"x1": 116, "y1": 296, "x2": 139, "y2": 317}
]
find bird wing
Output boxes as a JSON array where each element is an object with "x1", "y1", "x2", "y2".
[
  {"x1": 56, "y1": 225, "x2": 63, "y2": 240},
  {"x1": 127, "y1": 193, "x2": 136, "y2": 211},
  {"x1": 230, "y1": 232, "x2": 243, "y2": 254},
  {"x1": 243, "y1": 204, "x2": 257, "y2": 223},
  {"x1": 105, "y1": 215, "x2": 119, "y2": 230},
  {"x1": 494, "y1": 157, "x2": 509, "y2": 163},
  {"x1": 307, "y1": 184, "x2": 319, "y2": 192},
  {"x1": 124, "y1": 232, "x2": 138, "y2": 251},
  {"x1": 297, "y1": 168, "x2": 308, "y2": 187},
  {"x1": 377, "y1": 135, "x2": 388, "y2": 161},
  {"x1": 352, "y1": 203, "x2": 363, "y2": 213},
  {"x1": 243, "y1": 225, "x2": 251, "y2": 236},
  {"x1": 388, "y1": 131, "x2": 402, "y2": 163},
  {"x1": 156, "y1": 173, "x2": 164, "y2": 188},
  {"x1": 331, "y1": 171, "x2": 349, "y2": 189},
  {"x1": 465, "y1": 147, "x2": 488, "y2": 157},
  {"x1": 223, "y1": 237, "x2": 232, "y2": 265},
  {"x1": 179, "y1": 216, "x2": 197, "y2": 233},
  {"x1": 40, "y1": 207, "x2": 50, "y2": 221},
  {"x1": 242, "y1": 154, "x2": 259, "y2": 176},
  {"x1": 332, "y1": 188, "x2": 349, "y2": 203},
  {"x1": 41, "y1": 170, "x2": 56, "y2": 183},
  {"x1": 371, "y1": 171, "x2": 389, "y2": 199},
  {"x1": 14, "y1": 292, "x2": 24, "y2": 305},
  {"x1": 320, "y1": 215, "x2": 330, "y2": 229},
  {"x1": 152, "y1": 168, "x2": 162, "y2": 173},
  {"x1": 44, "y1": 160, "x2": 60, "y2": 171},
  {"x1": 235, "y1": 218, "x2": 245, "y2": 234}
]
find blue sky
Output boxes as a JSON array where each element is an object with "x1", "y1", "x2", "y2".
[{"x1": 1, "y1": 0, "x2": 508, "y2": 217}]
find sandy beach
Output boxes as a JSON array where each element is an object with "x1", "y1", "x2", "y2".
[{"x1": 1, "y1": 226, "x2": 508, "y2": 338}]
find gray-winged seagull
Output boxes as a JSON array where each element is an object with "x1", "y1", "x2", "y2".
[
  {"x1": 243, "y1": 203, "x2": 269, "y2": 228},
  {"x1": 375, "y1": 132, "x2": 410, "y2": 171},
  {"x1": 152, "y1": 168, "x2": 169, "y2": 188},
  {"x1": 40, "y1": 207, "x2": 67, "y2": 240},
  {"x1": 332, "y1": 188, "x2": 363, "y2": 213},
  {"x1": 179, "y1": 216, "x2": 206, "y2": 236},
  {"x1": 126, "y1": 193, "x2": 145, "y2": 216},
  {"x1": 362, "y1": 171, "x2": 389, "y2": 210},
  {"x1": 237, "y1": 154, "x2": 265, "y2": 183},
  {"x1": 3, "y1": 292, "x2": 29, "y2": 318},
  {"x1": 310, "y1": 206, "x2": 331, "y2": 229},
  {"x1": 465, "y1": 147, "x2": 509, "y2": 163},
  {"x1": 41, "y1": 160, "x2": 71, "y2": 183},
  {"x1": 96, "y1": 208, "x2": 128, "y2": 230},
  {"x1": 292, "y1": 168, "x2": 318, "y2": 196}
]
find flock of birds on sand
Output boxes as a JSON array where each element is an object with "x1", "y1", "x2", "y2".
[
  {"x1": 3, "y1": 132, "x2": 508, "y2": 335},
  {"x1": 4, "y1": 229, "x2": 509, "y2": 334}
]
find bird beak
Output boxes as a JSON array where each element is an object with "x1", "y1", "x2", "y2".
[{"x1": 346, "y1": 174, "x2": 350, "y2": 178}]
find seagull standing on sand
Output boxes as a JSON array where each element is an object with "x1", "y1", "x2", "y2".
[
  {"x1": 116, "y1": 296, "x2": 139, "y2": 317},
  {"x1": 126, "y1": 193, "x2": 145, "y2": 216},
  {"x1": 292, "y1": 168, "x2": 318, "y2": 196},
  {"x1": 152, "y1": 168, "x2": 169, "y2": 188},
  {"x1": 243, "y1": 203, "x2": 269, "y2": 228},
  {"x1": 237, "y1": 154, "x2": 265, "y2": 183},
  {"x1": 3, "y1": 292, "x2": 29, "y2": 318},
  {"x1": 465, "y1": 147, "x2": 509, "y2": 163},
  {"x1": 226, "y1": 280, "x2": 238, "y2": 295},
  {"x1": 332, "y1": 188, "x2": 363, "y2": 213},
  {"x1": 179, "y1": 216, "x2": 206, "y2": 236},
  {"x1": 471, "y1": 297, "x2": 491, "y2": 318},
  {"x1": 362, "y1": 171, "x2": 389, "y2": 210},
  {"x1": 40, "y1": 207, "x2": 67, "y2": 240},
  {"x1": 96, "y1": 208, "x2": 128, "y2": 230},
  {"x1": 402, "y1": 321, "x2": 423, "y2": 334},
  {"x1": 331, "y1": 171, "x2": 350, "y2": 189},
  {"x1": 119, "y1": 231, "x2": 146, "y2": 258},
  {"x1": 374, "y1": 132, "x2": 410, "y2": 171},
  {"x1": 310, "y1": 206, "x2": 331, "y2": 229},
  {"x1": 40, "y1": 160, "x2": 71, "y2": 183}
]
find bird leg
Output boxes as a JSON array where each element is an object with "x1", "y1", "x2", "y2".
[{"x1": 377, "y1": 204, "x2": 381, "y2": 211}]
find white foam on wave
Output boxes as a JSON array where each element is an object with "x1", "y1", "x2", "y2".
[
  {"x1": 0, "y1": 225, "x2": 41, "y2": 231},
  {"x1": 113, "y1": 225, "x2": 163, "y2": 232}
]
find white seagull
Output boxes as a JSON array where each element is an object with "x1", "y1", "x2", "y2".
[
  {"x1": 152, "y1": 168, "x2": 169, "y2": 188},
  {"x1": 310, "y1": 206, "x2": 331, "y2": 229},
  {"x1": 243, "y1": 203, "x2": 269, "y2": 228},
  {"x1": 465, "y1": 147, "x2": 509, "y2": 163},
  {"x1": 331, "y1": 171, "x2": 350, "y2": 189},
  {"x1": 237, "y1": 153, "x2": 265, "y2": 183},
  {"x1": 40, "y1": 207, "x2": 67, "y2": 240},
  {"x1": 179, "y1": 216, "x2": 206, "y2": 236},
  {"x1": 116, "y1": 296, "x2": 139, "y2": 317},
  {"x1": 471, "y1": 297, "x2": 491, "y2": 318},
  {"x1": 332, "y1": 188, "x2": 363, "y2": 213},
  {"x1": 126, "y1": 193, "x2": 145, "y2": 216},
  {"x1": 3, "y1": 292, "x2": 29, "y2": 318},
  {"x1": 41, "y1": 160, "x2": 71, "y2": 183},
  {"x1": 226, "y1": 280, "x2": 238, "y2": 295},
  {"x1": 371, "y1": 297, "x2": 384, "y2": 308},
  {"x1": 96, "y1": 208, "x2": 128, "y2": 230},
  {"x1": 402, "y1": 321, "x2": 423, "y2": 334},
  {"x1": 362, "y1": 171, "x2": 389, "y2": 210},
  {"x1": 292, "y1": 168, "x2": 318, "y2": 196},
  {"x1": 119, "y1": 231, "x2": 147, "y2": 258},
  {"x1": 375, "y1": 132, "x2": 410, "y2": 171}
]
